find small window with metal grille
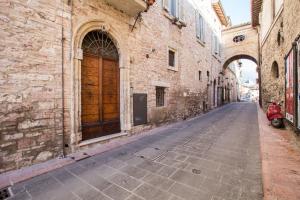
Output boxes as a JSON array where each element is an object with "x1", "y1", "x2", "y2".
[
  {"x1": 233, "y1": 35, "x2": 245, "y2": 43},
  {"x1": 156, "y1": 87, "x2": 165, "y2": 107}
]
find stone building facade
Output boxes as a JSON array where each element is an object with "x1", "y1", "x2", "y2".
[
  {"x1": 252, "y1": 0, "x2": 300, "y2": 113},
  {"x1": 0, "y1": 0, "x2": 238, "y2": 173},
  {"x1": 222, "y1": 23, "x2": 259, "y2": 67}
]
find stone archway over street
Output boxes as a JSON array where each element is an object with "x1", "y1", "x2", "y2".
[{"x1": 222, "y1": 23, "x2": 259, "y2": 69}]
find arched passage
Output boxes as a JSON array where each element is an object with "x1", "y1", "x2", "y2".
[
  {"x1": 223, "y1": 54, "x2": 259, "y2": 103},
  {"x1": 223, "y1": 54, "x2": 257, "y2": 69}
]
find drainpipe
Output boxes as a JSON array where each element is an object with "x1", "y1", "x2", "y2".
[
  {"x1": 60, "y1": 0, "x2": 66, "y2": 158},
  {"x1": 255, "y1": 26, "x2": 262, "y2": 107},
  {"x1": 68, "y1": 0, "x2": 74, "y2": 152}
]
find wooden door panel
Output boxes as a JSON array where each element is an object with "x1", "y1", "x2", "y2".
[
  {"x1": 103, "y1": 95, "x2": 118, "y2": 104},
  {"x1": 104, "y1": 113, "x2": 119, "y2": 119},
  {"x1": 82, "y1": 67, "x2": 98, "y2": 76},
  {"x1": 81, "y1": 95, "x2": 99, "y2": 105},
  {"x1": 81, "y1": 86, "x2": 99, "y2": 94},
  {"x1": 81, "y1": 114, "x2": 99, "y2": 123},
  {"x1": 82, "y1": 105, "x2": 99, "y2": 115},
  {"x1": 81, "y1": 75, "x2": 99, "y2": 86},
  {"x1": 102, "y1": 59, "x2": 119, "y2": 124},
  {"x1": 103, "y1": 104, "x2": 119, "y2": 114},
  {"x1": 82, "y1": 55, "x2": 120, "y2": 141},
  {"x1": 81, "y1": 54, "x2": 101, "y2": 140}
]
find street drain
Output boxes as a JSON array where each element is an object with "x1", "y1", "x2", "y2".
[
  {"x1": 0, "y1": 187, "x2": 11, "y2": 200},
  {"x1": 192, "y1": 169, "x2": 202, "y2": 175}
]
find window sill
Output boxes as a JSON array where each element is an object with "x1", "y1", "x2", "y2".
[
  {"x1": 163, "y1": 11, "x2": 186, "y2": 28},
  {"x1": 212, "y1": 53, "x2": 222, "y2": 62},
  {"x1": 197, "y1": 39, "x2": 205, "y2": 47},
  {"x1": 155, "y1": 105, "x2": 167, "y2": 109},
  {"x1": 167, "y1": 66, "x2": 178, "y2": 72}
]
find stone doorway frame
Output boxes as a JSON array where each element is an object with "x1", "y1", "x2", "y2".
[{"x1": 71, "y1": 20, "x2": 131, "y2": 149}]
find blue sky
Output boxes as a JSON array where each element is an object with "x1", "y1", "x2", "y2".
[{"x1": 221, "y1": 0, "x2": 251, "y2": 25}]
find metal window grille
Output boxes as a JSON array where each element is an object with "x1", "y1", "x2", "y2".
[
  {"x1": 156, "y1": 87, "x2": 165, "y2": 107},
  {"x1": 82, "y1": 30, "x2": 119, "y2": 60},
  {"x1": 233, "y1": 35, "x2": 245, "y2": 43}
]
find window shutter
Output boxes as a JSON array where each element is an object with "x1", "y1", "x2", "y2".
[
  {"x1": 214, "y1": 36, "x2": 218, "y2": 54},
  {"x1": 203, "y1": 20, "x2": 206, "y2": 42},
  {"x1": 178, "y1": 0, "x2": 184, "y2": 22},
  {"x1": 196, "y1": 12, "x2": 200, "y2": 39},
  {"x1": 163, "y1": 0, "x2": 169, "y2": 11},
  {"x1": 212, "y1": 34, "x2": 215, "y2": 53}
]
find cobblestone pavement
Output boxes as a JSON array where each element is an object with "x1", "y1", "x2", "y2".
[{"x1": 8, "y1": 103, "x2": 263, "y2": 200}]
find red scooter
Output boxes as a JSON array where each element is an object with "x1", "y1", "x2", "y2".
[{"x1": 266, "y1": 101, "x2": 284, "y2": 128}]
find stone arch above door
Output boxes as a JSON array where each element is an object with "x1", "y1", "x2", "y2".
[{"x1": 70, "y1": 20, "x2": 131, "y2": 148}]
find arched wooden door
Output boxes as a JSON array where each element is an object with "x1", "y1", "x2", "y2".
[{"x1": 81, "y1": 30, "x2": 120, "y2": 141}]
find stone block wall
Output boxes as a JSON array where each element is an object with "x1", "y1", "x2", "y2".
[
  {"x1": 260, "y1": 13, "x2": 285, "y2": 110},
  {"x1": 0, "y1": 0, "x2": 233, "y2": 173},
  {"x1": 260, "y1": 0, "x2": 300, "y2": 111},
  {"x1": 0, "y1": 0, "x2": 71, "y2": 172}
]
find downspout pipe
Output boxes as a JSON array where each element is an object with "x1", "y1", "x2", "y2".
[
  {"x1": 61, "y1": 0, "x2": 66, "y2": 158},
  {"x1": 255, "y1": 26, "x2": 262, "y2": 107}
]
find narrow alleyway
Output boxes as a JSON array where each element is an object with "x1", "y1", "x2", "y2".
[{"x1": 9, "y1": 103, "x2": 263, "y2": 200}]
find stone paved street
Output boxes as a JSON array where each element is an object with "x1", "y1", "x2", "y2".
[{"x1": 8, "y1": 103, "x2": 263, "y2": 200}]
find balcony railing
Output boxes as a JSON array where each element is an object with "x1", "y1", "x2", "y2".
[{"x1": 105, "y1": 0, "x2": 148, "y2": 17}]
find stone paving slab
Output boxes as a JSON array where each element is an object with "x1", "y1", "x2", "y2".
[{"x1": 7, "y1": 103, "x2": 263, "y2": 200}]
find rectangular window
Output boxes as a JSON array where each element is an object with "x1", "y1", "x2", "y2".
[
  {"x1": 156, "y1": 87, "x2": 165, "y2": 107},
  {"x1": 207, "y1": 71, "x2": 210, "y2": 82},
  {"x1": 196, "y1": 13, "x2": 205, "y2": 42},
  {"x1": 199, "y1": 71, "x2": 202, "y2": 81},
  {"x1": 169, "y1": 49, "x2": 175, "y2": 67},
  {"x1": 213, "y1": 34, "x2": 220, "y2": 56},
  {"x1": 163, "y1": 0, "x2": 184, "y2": 22},
  {"x1": 214, "y1": 35, "x2": 218, "y2": 54}
]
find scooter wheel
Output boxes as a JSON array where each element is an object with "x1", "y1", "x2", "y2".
[{"x1": 271, "y1": 118, "x2": 283, "y2": 128}]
